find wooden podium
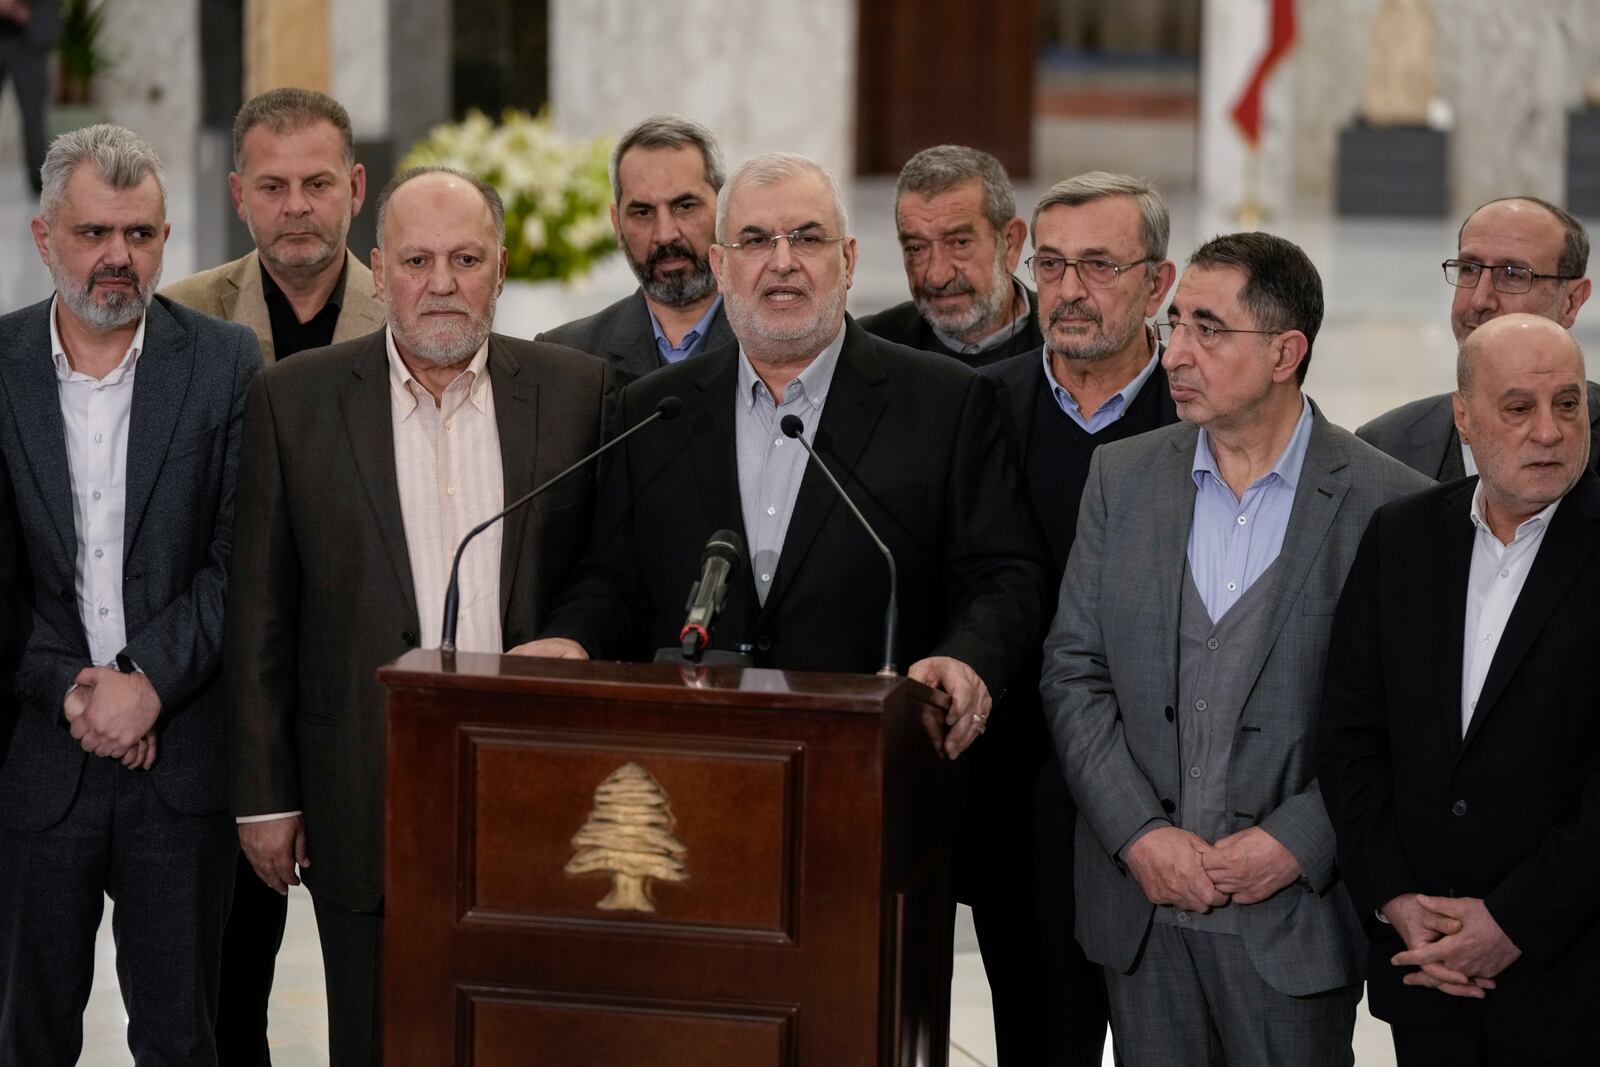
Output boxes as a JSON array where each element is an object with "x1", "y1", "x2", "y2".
[{"x1": 379, "y1": 650, "x2": 963, "y2": 1066}]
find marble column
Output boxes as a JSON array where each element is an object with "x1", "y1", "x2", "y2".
[
  {"x1": 549, "y1": 0, "x2": 857, "y2": 188},
  {"x1": 244, "y1": 0, "x2": 333, "y2": 97}
]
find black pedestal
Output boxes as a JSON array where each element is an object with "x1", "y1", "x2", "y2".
[
  {"x1": 1336, "y1": 124, "x2": 1449, "y2": 218},
  {"x1": 1567, "y1": 109, "x2": 1600, "y2": 217}
]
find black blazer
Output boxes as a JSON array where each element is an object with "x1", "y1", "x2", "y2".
[
  {"x1": 225, "y1": 330, "x2": 614, "y2": 911},
  {"x1": 1318, "y1": 472, "x2": 1600, "y2": 1058},
  {"x1": 857, "y1": 285, "x2": 1044, "y2": 370},
  {"x1": 0, "y1": 296, "x2": 261, "y2": 828},
  {"x1": 538, "y1": 288, "x2": 734, "y2": 383},
  {"x1": 542, "y1": 317, "x2": 1051, "y2": 697}
]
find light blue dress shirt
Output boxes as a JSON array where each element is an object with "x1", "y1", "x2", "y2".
[
  {"x1": 1186, "y1": 398, "x2": 1314, "y2": 620},
  {"x1": 649, "y1": 295, "x2": 723, "y2": 364},
  {"x1": 1045, "y1": 342, "x2": 1160, "y2": 434}
]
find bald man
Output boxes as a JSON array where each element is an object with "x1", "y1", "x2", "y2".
[
  {"x1": 1358, "y1": 197, "x2": 1600, "y2": 481},
  {"x1": 1321, "y1": 314, "x2": 1600, "y2": 1065},
  {"x1": 225, "y1": 166, "x2": 613, "y2": 1066}
]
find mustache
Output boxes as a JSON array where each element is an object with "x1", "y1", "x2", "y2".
[
  {"x1": 917, "y1": 276, "x2": 976, "y2": 300},
  {"x1": 1048, "y1": 300, "x2": 1100, "y2": 327},
  {"x1": 89, "y1": 265, "x2": 139, "y2": 289},
  {"x1": 416, "y1": 299, "x2": 473, "y2": 316},
  {"x1": 646, "y1": 241, "x2": 704, "y2": 272}
]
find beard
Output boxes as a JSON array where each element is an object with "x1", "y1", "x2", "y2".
[
  {"x1": 625, "y1": 239, "x2": 718, "y2": 308},
  {"x1": 913, "y1": 256, "x2": 1015, "y2": 342},
  {"x1": 256, "y1": 222, "x2": 344, "y2": 276},
  {"x1": 384, "y1": 293, "x2": 496, "y2": 368},
  {"x1": 49, "y1": 255, "x2": 158, "y2": 331},
  {"x1": 1044, "y1": 291, "x2": 1148, "y2": 364},
  {"x1": 723, "y1": 278, "x2": 849, "y2": 365}
]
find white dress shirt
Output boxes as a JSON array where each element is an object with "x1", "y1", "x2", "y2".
[
  {"x1": 52, "y1": 296, "x2": 146, "y2": 667},
  {"x1": 1460, "y1": 482, "x2": 1559, "y2": 735},
  {"x1": 386, "y1": 328, "x2": 505, "y2": 654}
]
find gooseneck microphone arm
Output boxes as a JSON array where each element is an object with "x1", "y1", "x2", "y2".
[
  {"x1": 779, "y1": 414, "x2": 898, "y2": 676},
  {"x1": 440, "y1": 394, "x2": 683, "y2": 652}
]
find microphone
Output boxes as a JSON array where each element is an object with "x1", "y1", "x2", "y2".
[
  {"x1": 678, "y1": 529, "x2": 744, "y2": 658},
  {"x1": 779, "y1": 414, "x2": 898, "y2": 676},
  {"x1": 439, "y1": 394, "x2": 683, "y2": 652}
]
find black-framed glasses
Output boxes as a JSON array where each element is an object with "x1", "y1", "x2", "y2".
[
  {"x1": 1026, "y1": 254, "x2": 1153, "y2": 288},
  {"x1": 1156, "y1": 320, "x2": 1281, "y2": 350},
  {"x1": 719, "y1": 228, "x2": 846, "y2": 259},
  {"x1": 1442, "y1": 259, "x2": 1582, "y2": 294}
]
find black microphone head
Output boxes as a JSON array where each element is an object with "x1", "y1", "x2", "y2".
[
  {"x1": 655, "y1": 395, "x2": 684, "y2": 421},
  {"x1": 779, "y1": 414, "x2": 805, "y2": 439},
  {"x1": 702, "y1": 528, "x2": 744, "y2": 566}
]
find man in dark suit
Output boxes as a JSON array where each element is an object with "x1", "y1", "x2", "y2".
[
  {"x1": 1358, "y1": 197, "x2": 1597, "y2": 480},
  {"x1": 0, "y1": 124, "x2": 261, "y2": 1065},
  {"x1": 859, "y1": 145, "x2": 1041, "y2": 369},
  {"x1": 0, "y1": 0, "x2": 58, "y2": 196},
  {"x1": 974, "y1": 171, "x2": 1179, "y2": 1065},
  {"x1": 516, "y1": 151, "x2": 1049, "y2": 762},
  {"x1": 1320, "y1": 312, "x2": 1600, "y2": 1066},
  {"x1": 225, "y1": 167, "x2": 613, "y2": 1067},
  {"x1": 537, "y1": 114, "x2": 733, "y2": 380}
]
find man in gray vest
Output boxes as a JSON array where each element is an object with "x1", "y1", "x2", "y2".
[
  {"x1": 1357, "y1": 196, "x2": 1598, "y2": 480},
  {"x1": 1042, "y1": 232, "x2": 1430, "y2": 1062}
]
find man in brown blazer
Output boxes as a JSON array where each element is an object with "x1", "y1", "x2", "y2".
[
  {"x1": 164, "y1": 87, "x2": 384, "y2": 1066},
  {"x1": 164, "y1": 88, "x2": 384, "y2": 368},
  {"x1": 224, "y1": 167, "x2": 613, "y2": 1067}
]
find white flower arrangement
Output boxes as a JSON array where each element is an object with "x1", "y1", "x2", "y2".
[{"x1": 400, "y1": 110, "x2": 617, "y2": 283}]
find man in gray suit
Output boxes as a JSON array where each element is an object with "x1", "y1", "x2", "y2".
[
  {"x1": 0, "y1": 125, "x2": 261, "y2": 1064},
  {"x1": 226, "y1": 166, "x2": 612, "y2": 1066},
  {"x1": 1357, "y1": 197, "x2": 1598, "y2": 480},
  {"x1": 537, "y1": 114, "x2": 733, "y2": 379},
  {"x1": 1041, "y1": 232, "x2": 1430, "y2": 1064}
]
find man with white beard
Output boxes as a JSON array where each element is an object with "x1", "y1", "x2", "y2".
[
  {"x1": 0, "y1": 123, "x2": 261, "y2": 1065},
  {"x1": 859, "y1": 145, "x2": 1041, "y2": 369},
  {"x1": 224, "y1": 166, "x2": 613, "y2": 1067}
]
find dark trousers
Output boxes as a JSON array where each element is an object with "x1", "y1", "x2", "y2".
[
  {"x1": 214, "y1": 851, "x2": 289, "y2": 1066},
  {"x1": 1393, "y1": 1017, "x2": 1600, "y2": 1066},
  {"x1": 311, "y1": 891, "x2": 383, "y2": 1067},
  {"x1": 0, "y1": 756, "x2": 235, "y2": 1066},
  {"x1": 0, "y1": 39, "x2": 48, "y2": 194}
]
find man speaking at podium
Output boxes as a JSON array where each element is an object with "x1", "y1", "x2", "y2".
[
  {"x1": 225, "y1": 166, "x2": 612, "y2": 1066},
  {"x1": 514, "y1": 152, "x2": 1049, "y2": 758}
]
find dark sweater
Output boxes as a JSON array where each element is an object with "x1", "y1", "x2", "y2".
[{"x1": 857, "y1": 285, "x2": 1044, "y2": 369}]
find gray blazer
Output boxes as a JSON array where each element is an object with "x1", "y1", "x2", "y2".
[
  {"x1": 0, "y1": 296, "x2": 261, "y2": 827},
  {"x1": 1356, "y1": 381, "x2": 1600, "y2": 481},
  {"x1": 537, "y1": 288, "x2": 733, "y2": 382},
  {"x1": 1040, "y1": 404, "x2": 1431, "y2": 996}
]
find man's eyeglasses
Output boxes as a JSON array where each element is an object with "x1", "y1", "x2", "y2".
[
  {"x1": 1442, "y1": 259, "x2": 1582, "y2": 295},
  {"x1": 719, "y1": 229, "x2": 846, "y2": 259},
  {"x1": 1026, "y1": 254, "x2": 1153, "y2": 288},
  {"x1": 1155, "y1": 320, "x2": 1281, "y2": 350}
]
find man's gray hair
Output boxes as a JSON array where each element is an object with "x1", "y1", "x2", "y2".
[
  {"x1": 1031, "y1": 171, "x2": 1170, "y2": 261},
  {"x1": 715, "y1": 152, "x2": 849, "y2": 241},
  {"x1": 609, "y1": 114, "x2": 725, "y2": 203},
  {"x1": 39, "y1": 124, "x2": 167, "y2": 223},
  {"x1": 374, "y1": 165, "x2": 506, "y2": 247},
  {"x1": 894, "y1": 145, "x2": 1016, "y2": 234}
]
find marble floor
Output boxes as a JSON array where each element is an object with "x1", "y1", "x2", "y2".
[{"x1": 22, "y1": 166, "x2": 1586, "y2": 1065}]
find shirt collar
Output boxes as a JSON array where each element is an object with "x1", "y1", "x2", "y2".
[
  {"x1": 1043, "y1": 332, "x2": 1160, "y2": 417},
  {"x1": 1192, "y1": 396, "x2": 1315, "y2": 492},
  {"x1": 649, "y1": 295, "x2": 723, "y2": 354},
  {"x1": 1468, "y1": 480, "x2": 1562, "y2": 544},
  {"x1": 49, "y1": 294, "x2": 147, "y2": 383},
  {"x1": 929, "y1": 276, "x2": 1031, "y2": 355},
  {"x1": 384, "y1": 325, "x2": 492, "y2": 419},
  {"x1": 260, "y1": 256, "x2": 348, "y2": 314},
  {"x1": 738, "y1": 322, "x2": 847, "y2": 413}
]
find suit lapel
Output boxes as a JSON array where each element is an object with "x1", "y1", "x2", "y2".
[
  {"x1": 338, "y1": 333, "x2": 419, "y2": 625},
  {"x1": 1461, "y1": 474, "x2": 1600, "y2": 753},
  {"x1": 331, "y1": 252, "x2": 387, "y2": 345},
  {"x1": 0, "y1": 299, "x2": 77, "y2": 566},
  {"x1": 1438, "y1": 424, "x2": 1467, "y2": 482},
  {"x1": 228, "y1": 252, "x2": 275, "y2": 363},
  {"x1": 604, "y1": 291, "x2": 661, "y2": 377},
  {"x1": 758, "y1": 327, "x2": 888, "y2": 625},
  {"x1": 1428, "y1": 482, "x2": 1476, "y2": 757},
  {"x1": 123, "y1": 300, "x2": 192, "y2": 560},
  {"x1": 685, "y1": 346, "x2": 746, "y2": 540},
  {"x1": 1152, "y1": 425, "x2": 1201, "y2": 678},
  {"x1": 489, "y1": 337, "x2": 538, "y2": 621}
]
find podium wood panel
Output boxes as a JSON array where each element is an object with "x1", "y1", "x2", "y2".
[{"x1": 381, "y1": 651, "x2": 961, "y2": 1066}]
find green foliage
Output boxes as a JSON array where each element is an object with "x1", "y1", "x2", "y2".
[
  {"x1": 401, "y1": 110, "x2": 618, "y2": 283},
  {"x1": 57, "y1": 0, "x2": 110, "y2": 105}
]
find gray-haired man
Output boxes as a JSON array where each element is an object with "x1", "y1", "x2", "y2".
[
  {"x1": 0, "y1": 124, "x2": 262, "y2": 1064},
  {"x1": 538, "y1": 113, "x2": 734, "y2": 379},
  {"x1": 860, "y1": 144, "x2": 1040, "y2": 368}
]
